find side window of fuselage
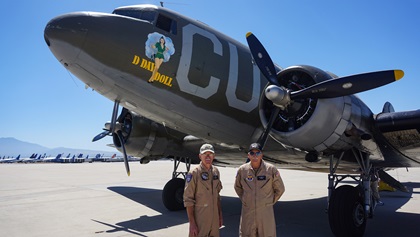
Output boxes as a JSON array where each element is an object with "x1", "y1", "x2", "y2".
[{"x1": 156, "y1": 14, "x2": 177, "y2": 35}]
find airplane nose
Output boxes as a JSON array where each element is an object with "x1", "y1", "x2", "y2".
[{"x1": 44, "y1": 12, "x2": 89, "y2": 66}]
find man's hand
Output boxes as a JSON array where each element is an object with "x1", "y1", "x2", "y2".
[{"x1": 189, "y1": 222, "x2": 199, "y2": 237}]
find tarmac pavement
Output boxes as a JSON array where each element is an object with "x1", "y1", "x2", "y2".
[{"x1": 0, "y1": 161, "x2": 419, "y2": 237}]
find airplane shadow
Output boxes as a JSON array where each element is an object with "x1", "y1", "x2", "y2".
[{"x1": 93, "y1": 182, "x2": 420, "y2": 236}]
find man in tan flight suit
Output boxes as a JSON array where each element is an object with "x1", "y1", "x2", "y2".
[
  {"x1": 234, "y1": 143, "x2": 285, "y2": 237},
  {"x1": 184, "y1": 144, "x2": 223, "y2": 237}
]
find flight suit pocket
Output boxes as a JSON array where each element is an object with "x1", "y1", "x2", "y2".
[
  {"x1": 215, "y1": 180, "x2": 222, "y2": 193},
  {"x1": 260, "y1": 178, "x2": 273, "y2": 196},
  {"x1": 241, "y1": 181, "x2": 252, "y2": 207},
  {"x1": 198, "y1": 179, "x2": 210, "y2": 191}
]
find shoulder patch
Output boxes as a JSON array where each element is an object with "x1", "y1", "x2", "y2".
[{"x1": 186, "y1": 173, "x2": 192, "y2": 183}]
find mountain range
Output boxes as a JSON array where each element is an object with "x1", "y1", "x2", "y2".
[{"x1": 0, "y1": 137, "x2": 119, "y2": 158}]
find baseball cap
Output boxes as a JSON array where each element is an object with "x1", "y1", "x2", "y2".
[
  {"x1": 248, "y1": 143, "x2": 262, "y2": 152},
  {"x1": 200, "y1": 144, "x2": 215, "y2": 154}
]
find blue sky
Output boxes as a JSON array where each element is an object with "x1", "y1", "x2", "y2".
[{"x1": 1, "y1": 0, "x2": 419, "y2": 152}]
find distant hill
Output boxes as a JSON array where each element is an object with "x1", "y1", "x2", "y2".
[{"x1": 0, "y1": 137, "x2": 120, "y2": 158}]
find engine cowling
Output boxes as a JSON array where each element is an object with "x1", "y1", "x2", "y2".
[
  {"x1": 259, "y1": 65, "x2": 373, "y2": 154},
  {"x1": 112, "y1": 112, "x2": 201, "y2": 162}
]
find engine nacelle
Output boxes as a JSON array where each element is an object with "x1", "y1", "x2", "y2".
[
  {"x1": 112, "y1": 112, "x2": 201, "y2": 162},
  {"x1": 259, "y1": 65, "x2": 374, "y2": 154}
]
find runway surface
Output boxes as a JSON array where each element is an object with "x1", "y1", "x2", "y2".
[{"x1": 1, "y1": 161, "x2": 419, "y2": 237}]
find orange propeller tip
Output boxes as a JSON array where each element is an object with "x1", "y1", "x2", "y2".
[
  {"x1": 394, "y1": 70, "x2": 404, "y2": 80},
  {"x1": 246, "y1": 32, "x2": 253, "y2": 37}
]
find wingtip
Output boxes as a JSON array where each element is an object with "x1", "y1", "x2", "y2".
[{"x1": 394, "y1": 70, "x2": 404, "y2": 80}]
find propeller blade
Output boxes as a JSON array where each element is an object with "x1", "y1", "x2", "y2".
[
  {"x1": 257, "y1": 107, "x2": 281, "y2": 149},
  {"x1": 109, "y1": 101, "x2": 120, "y2": 134},
  {"x1": 291, "y1": 70, "x2": 404, "y2": 100},
  {"x1": 246, "y1": 32, "x2": 279, "y2": 86},
  {"x1": 117, "y1": 130, "x2": 130, "y2": 176},
  {"x1": 92, "y1": 130, "x2": 109, "y2": 142}
]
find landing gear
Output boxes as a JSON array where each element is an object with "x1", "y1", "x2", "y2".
[
  {"x1": 328, "y1": 185, "x2": 366, "y2": 237},
  {"x1": 162, "y1": 178, "x2": 185, "y2": 211},
  {"x1": 327, "y1": 149, "x2": 374, "y2": 237},
  {"x1": 162, "y1": 156, "x2": 191, "y2": 211}
]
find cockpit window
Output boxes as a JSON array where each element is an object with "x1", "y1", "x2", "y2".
[
  {"x1": 141, "y1": 11, "x2": 156, "y2": 23},
  {"x1": 156, "y1": 14, "x2": 177, "y2": 35},
  {"x1": 112, "y1": 9, "x2": 157, "y2": 23},
  {"x1": 112, "y1": 8, "x2": 177, "y2": 35}
]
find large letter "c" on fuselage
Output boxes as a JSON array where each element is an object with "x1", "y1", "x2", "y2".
[{"x1": 176, "y1": 24, "x2": 221, "y2": 99}]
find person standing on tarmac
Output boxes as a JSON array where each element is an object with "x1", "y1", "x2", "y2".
[
  {"x1": 234, "y1": 143, "x2": 285, "y2": 237},
  {"x1": 183, "y1": 144, "x2": 223, "y2": 237}
]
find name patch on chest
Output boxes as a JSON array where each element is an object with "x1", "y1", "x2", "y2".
[{"x1": 257, "y1": 175, "x2": 266, "y2": 180}]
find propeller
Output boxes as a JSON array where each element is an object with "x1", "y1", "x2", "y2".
[
  {"x1": 257, "y1": 107, "x2": 281, "y2": 148},
  {"x1": 246, "y1": 32, "x2": 279, "y2": 86},
  {"x1": 117, "y1": 130, "x2": 130, "y2": 176},
  {"x1": 92, "y1": 101, "x2": 130, "y2": 176},
  {"x1": 92, "y1": 101, "x2": 119, "y2": 142},
  {"x1": 246, "y1": 32, "x2": 404, "y2": 148},
  {"x1": 116, "y1": 107, "x2": 130, "y2": 176},
  {"x1": 289, "y1": 70, "x2": 404, "y2": 100}
]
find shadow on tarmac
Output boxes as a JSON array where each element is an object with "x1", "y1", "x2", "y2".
[{"x1": 99, "y1": 182, "x2": 420, "y2": 236}]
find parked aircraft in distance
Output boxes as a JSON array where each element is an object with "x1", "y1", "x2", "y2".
[
  {"x1": 0, "y1": 155, "x2": 21, "y2": 163},
  {"x1": 42, "y1": 154, "x2": 63, "y2": 163},
  {"x1": 17, "y1": 153, "x2": 40, "y2": 163},
  {"x1": 44, "y1": 4, "x2": 420, "y2": 237},
  {"x1": 0, "y1": 154, "x2": 45, "y2": 163}
]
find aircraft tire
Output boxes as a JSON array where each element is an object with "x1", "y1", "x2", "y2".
[
  {"x1": 328, "y1": 185, "x2": 366, "y2": 237},
  {"x1": 162, "y1": 178, "x2": 185, "y2": 211}
]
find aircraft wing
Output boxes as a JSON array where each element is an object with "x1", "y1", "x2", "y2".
[
  {"x1": 373, "y1": 109, "x2": 420, "y2": 167},
  {"x1": 243, "y1": 109, "x2": 420, "y2": 172}
]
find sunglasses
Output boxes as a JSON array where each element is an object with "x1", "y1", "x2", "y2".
[{"x1": 248, "y1": 151, "x2": 262, "y2": 156}]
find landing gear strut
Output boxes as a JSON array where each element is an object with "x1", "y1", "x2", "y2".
[
  {"x1": 162, "y1": 156, "x2": 191, "y2": 211},
  {"x1": 327, "y1": 149, "x2": 375, "y2": 237}
]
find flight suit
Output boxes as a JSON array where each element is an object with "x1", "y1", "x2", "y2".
[
  {"x1": 184, "y1": 163, "x2": 223, "y2": 237},
  {"x1": 234, "y1": 160, "x2": 285, "y2": 237}
]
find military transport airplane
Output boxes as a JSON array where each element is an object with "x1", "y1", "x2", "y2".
[{"x1": 44, "y1": 4, "x2": 420, "y2": 237}]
